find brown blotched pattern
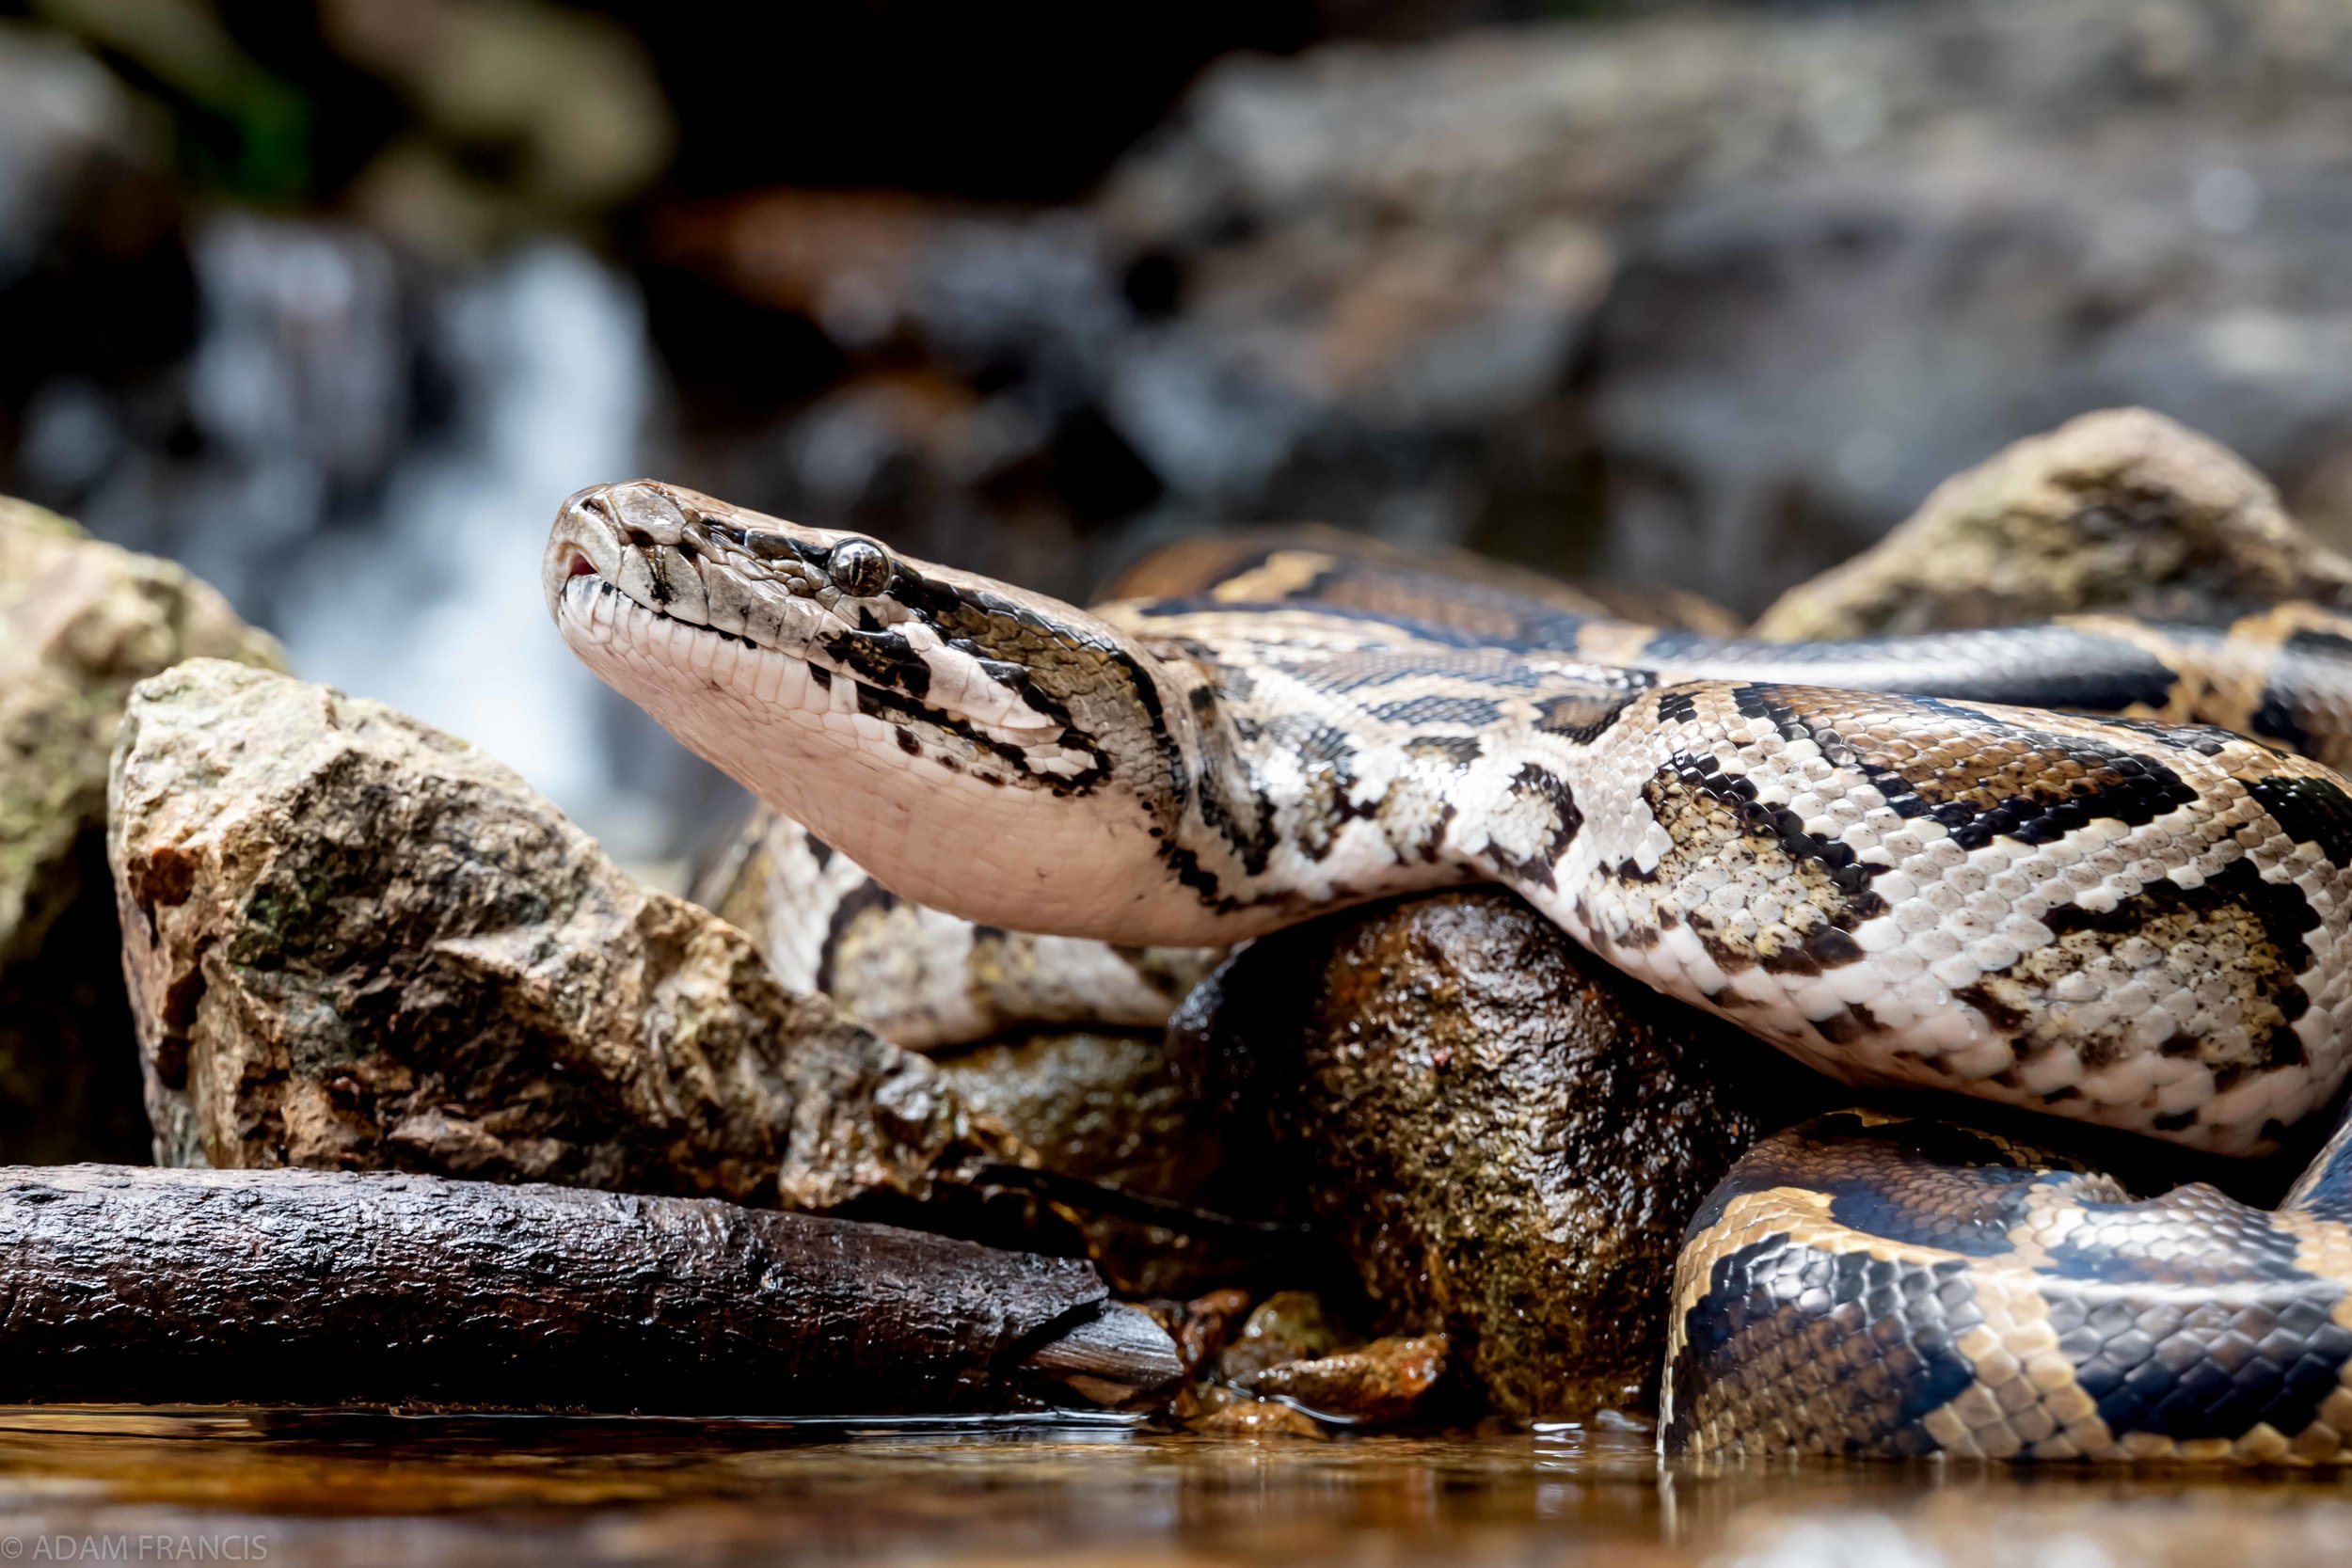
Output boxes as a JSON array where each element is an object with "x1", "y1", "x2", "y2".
[{"x1": 1547, "y1": 679, "x2": 2352, "y2": 1157}]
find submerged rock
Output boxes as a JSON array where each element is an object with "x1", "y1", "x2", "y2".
[
  {"x1": 0, "y1": 499, "x2": 283, "y2": 1163},
  {"x1": 1753, "y1": 408, "x2": 2352, "y2": 640},
  {"x1": 1186, "y1": 1386, "x2": 1329, "y2": 1440},
  {"x1": 1244, "y1": 1334, "x2": 1452, "y2": 1427},
  {"x1": 1184, "y1": 890, "x2": 1836, "y2": 1420},
  {"x1": 107, "y1": 659, "x2": 1023, "y2": 1221}
]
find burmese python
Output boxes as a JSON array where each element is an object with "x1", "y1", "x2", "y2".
[{"x1": 547, "y1": 480, "x2": 2352, "y2": 1462}]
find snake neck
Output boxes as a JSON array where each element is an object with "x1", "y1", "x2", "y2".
[{"x1": 1109, "y1": 608, "x2": 1661, "y2": 940}]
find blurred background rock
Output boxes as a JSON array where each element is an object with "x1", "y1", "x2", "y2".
[{"x1": 5, "y1": 0, "x2": 2352, "y2": 866}]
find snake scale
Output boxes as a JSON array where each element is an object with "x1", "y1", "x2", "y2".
[{"x1": 548, "y1": 479, "x2": 2352, "y2": 1463}]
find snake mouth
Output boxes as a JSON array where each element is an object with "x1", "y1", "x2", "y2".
[{"x1": 546, "y1": 481, "x2": 803, "y2": 649}]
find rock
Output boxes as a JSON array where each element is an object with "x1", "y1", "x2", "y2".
[
  {"x1": 1183, "y1": 890, "x2": 1838, "y2": 1419},
  {"x1": 1244, "y1": 1334, "x2": 1451, "y2": 1427},
  {"x1": 651, "y1": 198, "x2": 1126, "y2": 608},
  {"x1": 1753, "y1": 409, "x2": 2352, "y2": 640},
  {"x1": 1217, "y1": 1291, "x2": 1344, "y2": 1386},
  {"x1": 1144, "y1": 0, "x2": 2352, "y2": 614},
  {"x1": 931, "y1": 1030, "x2": 1214, "y2": 1198},
  {"x1": 0, "y1": 27, "x2": 183, "y2": 387},
  {"x1": 1186, "y1": 1386, "x2": 1329, "y2": 1440},
  {"x1": 1156, "y1": 1287, "x2": 1253, "y2": 1384},
  {"x1": 1, "y1": 499, "x2": 283, "y2": 1163},
  {"x1": 1585, "y1": 127, "x2": 2352, "y2": 610},
  {"x1": 107, "y1": 659, "x2": 1029, "y2": 1224}
]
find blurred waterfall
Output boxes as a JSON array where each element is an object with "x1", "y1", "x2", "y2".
[{"x1": 270, "y1": 241, "x2": 692, "y2": 864}]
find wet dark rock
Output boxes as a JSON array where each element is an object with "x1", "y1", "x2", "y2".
[
  {"x1": 1245, "y1": 1334, "x2": 1452, "y2": 1427},
  {"x1": 0, "y1": 1163, "x2": 1177, "y2": 1414},
  {"x1": 1753, "y1": 409, "x2": 2352, "y2": 640},
  {"x1": 1158, "y1": 1287, "x2": 1254, "y2": 1384},
  {"x1": 1217, "y1": 1291, "x2": 1344, "y2": 1387},
  {"x1": 106, "y1": 659, "x2": 1026, "y2": 1224},
  {"x1": 1183, "y1": 890, "x2": 1838, "y2": 1419},
  {"x1": 0, "y1": 499, "x2": 283, "y2": 1164}
]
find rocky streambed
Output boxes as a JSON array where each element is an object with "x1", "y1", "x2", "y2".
[{"x1": 3, "y1": 406, "x2": 2350, "y2": 1442}]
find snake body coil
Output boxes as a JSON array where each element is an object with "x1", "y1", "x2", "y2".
[{"x1": 547, "y1": 481, "x2": 2352, "y2": 1462}]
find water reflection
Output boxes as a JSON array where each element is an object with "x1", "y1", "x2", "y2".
[{"x1": 0, "y1": 1409, "x2": 2345, "y2": 1566}]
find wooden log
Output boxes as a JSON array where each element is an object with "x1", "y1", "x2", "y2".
[{"x1": 0, "y1": 1165, "x2": 1180, "y2": 1414}]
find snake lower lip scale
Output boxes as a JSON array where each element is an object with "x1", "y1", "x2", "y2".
[{"x1": 549, "y1": 477, "x2": 2352, "y2": 1464}]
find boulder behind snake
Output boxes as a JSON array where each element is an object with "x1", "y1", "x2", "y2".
[{"x1": 546, "y1": 481, "x2": 2352, "y2": 1462}]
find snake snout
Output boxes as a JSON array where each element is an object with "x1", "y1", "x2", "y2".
[
  {"x1": 556, "y1": 483, "x2": 616, "y2": 532},
  {"x1": 544, "y1": 484, "x2": 629, "y2": 621}
]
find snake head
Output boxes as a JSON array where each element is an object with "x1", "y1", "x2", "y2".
[{"x1": 545, "y1": 481, "x2": 1226, "y2": 939}]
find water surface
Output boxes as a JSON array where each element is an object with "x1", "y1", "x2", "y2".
[{"x1": 0, "y1": 1408, "x2": 2347, "y2": 1565}]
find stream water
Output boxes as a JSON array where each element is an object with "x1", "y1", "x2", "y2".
[{"x1": 0, "y1": 1408, "x2": 2345, "y2": 1566}]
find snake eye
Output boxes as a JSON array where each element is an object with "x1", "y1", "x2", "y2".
[{"x1": 827, "y1": 538, "x2": 893, "y2": 596}]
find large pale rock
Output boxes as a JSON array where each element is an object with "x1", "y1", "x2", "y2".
[
  {"x1": 0, "y1": 499, "x2": 282, "y2": 1163},
  {"x1": 1754, "y1": 409, "x2": 2352, "y2": 640},
  {"x1": 107, "y1": 659, "x2": 1022, "y2": 1219},
  {"x1": 1183, "y1": 890, "x2": 1836, "y2": 1419}
]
